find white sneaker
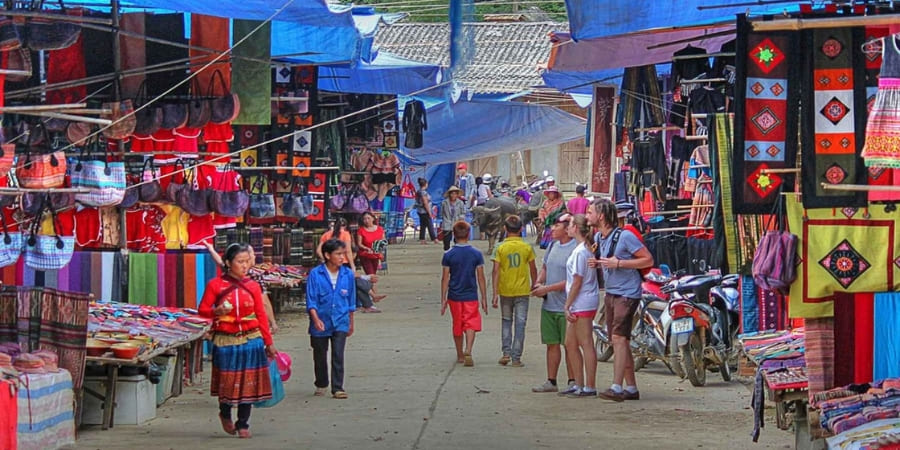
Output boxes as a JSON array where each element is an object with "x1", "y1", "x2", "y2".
[
  {"x1": 557, "y1": 382, "x2": 578, "y2": 396},
  {"x1": 532, "y1": 380, "x2": 559, "y2": 393}
]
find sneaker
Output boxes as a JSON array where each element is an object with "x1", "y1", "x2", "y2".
[
  {"x1": 597, "y1": 388, "x2": 625, "y2": 402},
  {"x1": 557, "y1": 383, "x2": 579, "y2": 396},
  {"x1": 532, "y1": 380, "x2": 559, "y2": 393},
  {"x1": 363, "y1": 307, "x2": 381, "y2": 313},
  {"x1": 623, "y1": 390, "x2": 640, "y2": 401},
  {"x1": 510, "y1": 360, "x2": 524, "y2": 367},
  {"x1": 567, "y1": 388, "x2": 597, "y2": 398},
  {"x1": 498, "y1": 355, "x2": 510, "y2": 365},
  {"x1": 314, "y1": 387, "x2": 327, "y2": 397}
]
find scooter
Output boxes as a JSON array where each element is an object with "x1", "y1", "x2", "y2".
[{"x1": 665, "y1": 272, "x2": 741, "y2": 387}]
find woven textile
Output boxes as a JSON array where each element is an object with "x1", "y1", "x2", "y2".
[
  {"x1": 862, "y1": 28, "x2": 900, "y2": 201},
  {"x1": 733, "y1": 18, "x2": 800, "y2": 214},
  {"x1": 787, "y1": 196, "x2": 900, "y2": 318},
  {"x1": 709, "y1": 114, "x2": 739, "y2": 272},
  {"x1": 17, "y1": 371, "x2": 75, "y2": 450},
  {"x1": 0, "y1": 287, "x2": 89, "y2": 389},
  {"x1": 740, "y1": 276, "x2": 759, "y2": 333},
  {"x1": 231, "y1": 20, "x2": 271, "y2": 125},
  {"x1": 210, "y1": 337, "x2": 273, "y2": 405},
  {"x1": 805, "y1": 317, "x2": 835, "y2": 400},
  {"x1": 0, "y1": 251, "x2": 125, "y2": 302},
  {"x1": 801, "y1": 28, "x2": 867, "y2": 208},
  {"x1": 874, "y1": 292, "x2": 900, "y2": 380},
  {"x1": 833, "y1": 292, "x2": 874, "y2": 386}
]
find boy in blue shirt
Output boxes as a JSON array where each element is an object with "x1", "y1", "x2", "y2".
[{"x1": 441, "y1": 221, "x2": 488, "y2": 367}]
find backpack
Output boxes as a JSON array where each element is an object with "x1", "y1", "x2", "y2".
[
  {"x1": 594, "y1": 229, "x2": 622, "y2": 288},
  {"x1": 751, "y1": 230, "x2": 798, "y2": 294}
]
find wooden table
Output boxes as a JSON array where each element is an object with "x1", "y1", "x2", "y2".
[{"x1": 83, "y1": 329, "x2": 208, "y2": 430}]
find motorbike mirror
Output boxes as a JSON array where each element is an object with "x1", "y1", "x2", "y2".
[{"x1": 659, "y1": 264, "x2": 671, "y2": 277}]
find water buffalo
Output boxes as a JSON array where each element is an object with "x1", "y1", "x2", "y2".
[{"x1": 471, "y1": 196, "x2": 519, "y2": 254}]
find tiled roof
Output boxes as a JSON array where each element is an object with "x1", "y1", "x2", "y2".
[{"x1": 373, "y1": 22, "x2": 568, "y2": 94}]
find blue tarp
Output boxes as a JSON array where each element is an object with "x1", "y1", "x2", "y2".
[
  {"x1": 403, "y1": 99, "x2": 586, "y2": 165},
  {"x1": 318, "y1": 52, "x2": 446, "y2": 95},
  {"x1": 564, "y1": 0, "x2": 803, "y2": 41}
]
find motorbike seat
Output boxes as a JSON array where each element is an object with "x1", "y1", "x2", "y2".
[{"x1": 674, "y1": 274, "x2": 722, "y2": 293}]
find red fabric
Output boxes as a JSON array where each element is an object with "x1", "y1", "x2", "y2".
[
  {"x1": 131, "y1": 134, "x2": 154, "y2": 152},
  {"x1": 198, "y1": 276, "x2": 273, "y2": 346},
  {"x1": 74, "y1": 207, "x2": 102, "y2": 249},
  {"x1": 173, "y1": 126, "x2": 201, "y2": 157},
  {"x1": 152, "y1": 129, "x2": 177, "y2": 164},
  {"x1": 46, "y1": 8, "x2": 86, "y2": 105},
  {"x1": 0, "y1": 379, "x2": 16, "y2": 450},
  {"x1": 187, "y1": 213, "x2": 215, "y2": 247},
  {"x1": 119, "y1": 13, "x2": 146, "y2": 98},
  {"x1": 449, "y1": 300, "x2": 482, "y2": 336},
  {"x1": 189, "y1": 14, "x2": 231, "y2": 95},
  {"x1": 833, "y1": 293, "x2": 856, "y2": 387},
  {"x1": 125, "y1": 205, "x2": 166, "y2": 253},
  {"x1": 854, "y1": 292, "x2": 874, "y2": 384}
]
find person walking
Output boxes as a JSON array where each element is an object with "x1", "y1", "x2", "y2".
[
  {"x1": 414, "y1": 177, "x2": 438, "y2": 244},
  {"x1": 199, "y1": 243, "x2": 278, "y2": 438},
  {"x1": 566, "y1": 184, "x2": 590, "y2": 215},
  {"x1": 441, "y1": 221, "x2": 488, "y2": 366},
  {"x1": 440, "y1": 186, "x2": 467, "y2": 251},
  {"x1": 561, "y1": 214, "x2": 601, "y2": 397},
  {"x1": 586, "y1": 199, "x2": 654, "y2": 402},
  {"x1": 307, "y1": 239, "x2": 357, "y2": 399},
  {"x1": 491, "y1": 216, "x2": 537, "y2": 367},
  {"x1": 357, "y1": 212, "x2": 385, "y2": 276},
  {"x1": 530, "y1": 213, "x2": 577, "y2": 393}
]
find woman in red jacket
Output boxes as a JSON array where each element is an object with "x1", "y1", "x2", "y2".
[{"x1": 199, "y1": 242, "x2": 278, "y2": 439}]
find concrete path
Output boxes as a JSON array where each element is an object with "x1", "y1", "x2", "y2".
[{"x1": 72, "y1": 240, "x2": 794, "y2": 450}]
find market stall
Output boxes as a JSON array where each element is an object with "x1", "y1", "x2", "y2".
[{"x1": 83, "y1": 302, "x2": 211, "y2": 429}]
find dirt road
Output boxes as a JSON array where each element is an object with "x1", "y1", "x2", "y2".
[{"x1": 73, "y1": 240, "x2": 794, "y2": 450}]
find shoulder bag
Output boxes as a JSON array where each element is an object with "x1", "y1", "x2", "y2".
[
  {"x1": 248, "y1": 176, "x2": 276, "y2": 218},
  {"x1": 138, "y1": 158, "x2": 163, "y2": 203},
  {"x1": 175, "y1": 166, "x2": 212, "y2": 216},
  {"x1": 186, "y1": 77, "x2": 211, "y2": 129},
  {"x1": 71, "y1": 138, "x2": 127, "y2": 206},
  {"x1": 0, "y1": 211, "x2": 22, "y2": 268},
  {"x1": 209, "y1": 165, "x2": 249, "y2": 218},
  {"x1": 164, "y1": 159, "x2": 189, "y2": 203},
  {"x1": 15, "y1": 123, "x2": 66, "y2": 189},
  {"x1": 24, "y1": 204, "x2": 74, "y2": 271},
  {"x1": 209, "y1": 69, "x2": 240, "y2": 124}
]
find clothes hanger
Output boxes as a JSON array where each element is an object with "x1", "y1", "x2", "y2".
[{"x1": 861, "y1": 33, "x2": 900, "y2": 57}]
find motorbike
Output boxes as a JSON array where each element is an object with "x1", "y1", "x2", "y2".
[{"x1": 665, "y1": 271, "x2": 741, "y2": 386}]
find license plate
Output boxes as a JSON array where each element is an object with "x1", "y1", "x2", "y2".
[{"x1": 672, "y1": 318, "x2": 694, "y2": 335}]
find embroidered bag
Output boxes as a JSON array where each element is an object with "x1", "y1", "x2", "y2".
[
  {"x1": 15, "y1": 123, "x2": 66, "y2": 189},
  {"x1": 164, "y1": 159, "x2": 189, "y2": 203},
  {"x1": 175, "y1": 167, "x2": 211, "y2": 216},
  {"x1": 101, "y1": 98, "x2": 136, "y2": 140},
  {"x1": 24, "y1": 205, "x2": 74, "y2": 271},
  {"x1": 751, "y1": 193, "x2": 798, "y2": 294},
  {"x1": 71, "y1": 139, "x2": 126, "y2": 206}
]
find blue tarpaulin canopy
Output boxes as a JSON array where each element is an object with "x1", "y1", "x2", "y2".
[
  {"x1": 318, "y1": 52, "x2": 445, "y2": 95},
  {"x1": 403, "y1": 99, "x2": 586, "y2": 165},
  {"x1": 563, "y1": 0, "x2": 803, "y2": 41}
]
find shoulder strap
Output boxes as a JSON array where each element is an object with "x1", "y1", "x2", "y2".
[{"x1": 606, "y1": 228, "x2": 623, "y2": 258}]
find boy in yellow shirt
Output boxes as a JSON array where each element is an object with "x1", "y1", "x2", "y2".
[{"x1": 491, "y1": 216, "x2": 537, "y2": 367}]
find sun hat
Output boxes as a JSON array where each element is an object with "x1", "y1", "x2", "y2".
[
  {"x1": 545, "y1": 175, "x2": 555, "y2": 183},
  {"x1": 543, "y1": 185, "x2": 560, "y2": 195},
  {"x1": 445, "y1": 186, "x2": 463, "y2": 197}
]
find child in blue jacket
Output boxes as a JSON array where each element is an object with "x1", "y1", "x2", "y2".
[{"x1": 307, "y1": 238, "x2": 356, "y2": 399}]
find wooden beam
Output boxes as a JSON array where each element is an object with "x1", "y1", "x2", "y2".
[{"x1": 752, "y1": 14, "x2": 900, "y2": 32}]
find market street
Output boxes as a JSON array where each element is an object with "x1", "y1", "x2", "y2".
[{"x1": 73, "y1": 240, "x2": 794, "y2": 450}]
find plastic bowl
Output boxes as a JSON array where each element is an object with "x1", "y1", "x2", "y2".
[
  {"x1": 86, "y1": 339, "x2": 111, "y2": 357},
  {"x1": 111, "y1": 343, "x2": 141, "y2": 360}
]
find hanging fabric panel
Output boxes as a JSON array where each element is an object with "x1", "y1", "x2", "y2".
[
  {"x1": 732, "y1": 17, "x2": 800, "y2": 214},
  {"x1": 231, "y1": 19, "x2": 271, "y2": 125},
  {"x1": 145, "y1": 13, "x2": 189, "y2": 97},
  {"x1": 189, "y1": 14, "x2": 230, "y2": 95},
  {"x1": 119, "y1": 12, "x2": 147, "y2": 98},
  {"x1": 873, "y1": 292, "x2": 900, "y2": 380},
  {"x1": 800, "y1": 27, "x2": 868, "y2": 209},
  {"x1": 45, "y1": 8, "x2": 86, "y2": 105}
]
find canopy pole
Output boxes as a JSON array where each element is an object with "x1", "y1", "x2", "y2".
[
  {"x1": 752, "y1": 14, "x2": 900, "y2": 31},
  {"x1": 0, "y1": 9, "x2": 112, "y2": 25},
  {"x1": 820, "y1": 182, "x2": 900, "y2": 192}
]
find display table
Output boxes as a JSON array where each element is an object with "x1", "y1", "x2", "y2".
[
  {"x1": 251, "y1": 264, "x2": 308, "y2": 313},
  {"x1": 83, "y1": 302, "x2": 211, "y2": 430},
  {"x1": 17, "y1": 370, "x2": 76, "y2": 450}
]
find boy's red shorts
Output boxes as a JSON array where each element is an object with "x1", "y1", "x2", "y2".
[{"x1": 449, "y1": 300, "x2": 481, "y2": 337}]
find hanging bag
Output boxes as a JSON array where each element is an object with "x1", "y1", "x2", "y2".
[
  {"x1": 22, "y1": 0, "x2": 81, "y2": 51},
  {"x1": 175, "y1": 166, "x2": 212, "y2": 216},
  {"x1": 164, "y1": 159, "x2": 189, "y2": 203},
  {"x1": 138, "y1": 158, "x2": 163, "y2": 203},
  {"x1": 282, "y1": 178, "x2": 312, "y2": 219},
  {"x1": 24, "y1": 204, "x2": 74, "y2": 271},
  {"x1": 0, "y1": 211, "x2": 22, "y2": 268},
  {"x1": 347, "y1": 184, "x2": 369, "y2": 214},
  {"x1": 0, "y1": 142, "x2": 15, "y2": 178},
  {"x1": 209, "y1": 69, "x2": 240, "y2": 124},
  {"x1": 209, "y1": 164, "x2": 249, "y2": 218},
  {"x1": 751, "y1": 191, "x2": 799, "y2": 294},
  {"x1": 186, "y1": 77, "x2": 211, "y2": 129},
  {"x1": 0, "y1": 15, "x2": 21, "y2": 51},
  {"x1": 329, "y1": 184, "x2": 347, "y2": 212},
  {"x1": 399, "y1": 173, "x2": 416, "y2": 199},
  {"x1": 101, "y1": 98, "x2": 137, "y2": 140},
  {"x1": 119, "y1": 167, "x2": 140, "y2": 209},
  {"x1": 71, "y1": 138, "x2": 126, "y2": 206},
  {"x1": 132, "y1": 80, "x2": 163, "y2": 135},
  {"x1": 15, "y1": 123, "x2": 66, "y2": 189},
  {"x1": 248, "y1": 176, "x2": 276, "y2": 218}
]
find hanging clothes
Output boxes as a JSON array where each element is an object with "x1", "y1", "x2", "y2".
[
  {"x1": 630, "y1": 136, "x2": 667, "y2": 200},
  {"x1": 670, "y1": 45, "x2": 711, "y2": 125},
  {"x1": 862, "y1": 34, "x2": 900, "y2": 168},
  {"x1": 403, "y1": 99, "x2": 427, "y2": 149},
  {"x1": 144, "y1": 13, "x2": 188, "y2": 97}
]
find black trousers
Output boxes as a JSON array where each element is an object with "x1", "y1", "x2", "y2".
[
  {"x1": 356, "y1": 278, "x2": 374, "y2": 308},
  {"x1": 442, "y1": 230, "x2": 453, "y2": 250},
  {"x1": 220, "y1": 403, "x2": 253, "y2": 430},
  {"x1": 311, "y1": 332, "x2": 347, "y2": 393},
  {"x1": 418, "y1": 211, "x2": 436, "y2": 241}
]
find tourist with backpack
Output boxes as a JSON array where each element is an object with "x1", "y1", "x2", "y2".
[{"x1": 586, "y1": 199, "x2": 654, "y2": 402}]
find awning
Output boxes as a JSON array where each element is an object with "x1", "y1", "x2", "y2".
[
  {"x1": 318, "y1": 52, "x2": 445, "y2": 95},
  {"x1": 403, "y1": 100, "x2": 586, "y2": 165},
  {"x1": 542, "y1": 25, "x2": 734, "y2": 92},
  {"x1": 563, "y1": 0, "x2": 803, "y2": 41}
]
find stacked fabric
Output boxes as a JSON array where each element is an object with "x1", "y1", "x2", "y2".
[
  {"x1": 32, "y1": 350, "x2": 59, "y2": 372},
  {"x1": 826, "y1": 418, "x2": 900, "y2": 450},
  {"x1": 247, "y1": 263, "x2": 308, "y2": 288},
  {"x1": 88, "y1": 301, "x2": 212, "y2": 348},
  {"x1": 813, "y1": 378, "x2": 900, "y2": 436},
  {"x1": 13, "y1": 354, "x2": 45, "y2": 374},
  {"x1": 740, "y1": 328, "x2": 806, "y2": 373}
]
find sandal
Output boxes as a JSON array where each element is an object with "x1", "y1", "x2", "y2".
[
  {"x1": 238, "y1": 428, "x2": 252, "y2": 438},
  {"x1": 219, "y1": 415, "x2": 236, "y2": 435},
  {"x1": 314, "y1": 387, "x2": 327, "y2": 396},
  {"x1": 463, "y1": 353, "x2": 474, "y2": 367},
  {"x1": 333, "y1": 390, "x2": 348, "y2": 399}
]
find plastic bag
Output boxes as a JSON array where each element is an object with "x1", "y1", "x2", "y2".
[{"x1": 254, "y1": 359, "x2": 284, "y2": 408}]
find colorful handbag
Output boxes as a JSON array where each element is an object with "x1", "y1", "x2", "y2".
[
  {"x1": 281, "y1": 179, "x2": 312, "y2": 218},
  {"x1": 399, "y1": 173, "x2": 416, "y2": 199},
  {"x1": 101, "y1": 98, "x2": 137, "y2": 140},
  {"x1": 16, "y1": 125, "x2": 66, "y2": 189},
  {"x1": 347, "y1": 185, "x2": 369, "y2": 214},
  {"x1": 329, "y1": 186, "x2": 347, "y2": 211},
  {"x1": 0, "y1": 212, "x2": 22, "y2": 268},
  {"x1": 209, "y1": 165, "x2": 249, "y2": 218},
  {"x1": 248, "y1": 177, "x2": 275, "y2": 218},
  {"x1": 71, "y1": 141, "x2": 127, "y2": 206},
  {"x1": 24, "y1": 206, "x2": 74, "y2": 271}
]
